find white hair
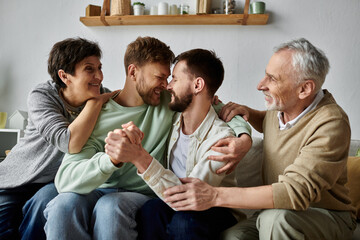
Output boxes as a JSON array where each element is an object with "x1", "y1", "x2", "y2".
[{"x1": 274, "y1": 38, "x2": 330, "y2": 92}]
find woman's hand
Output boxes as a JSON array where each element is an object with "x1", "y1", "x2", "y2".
[{"x1": 89, "y1": 90, "x2": 121, "y2": 105}]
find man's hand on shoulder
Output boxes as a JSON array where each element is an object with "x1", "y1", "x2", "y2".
[
  {"x1": 219, "y1": 102, "x2": 250, "y2": 122},
  {"x1": 209, "y1": 134, "x2": 252, "y2": 175}
]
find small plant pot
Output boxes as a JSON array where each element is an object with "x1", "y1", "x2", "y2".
[{"x1": 133, "y1": 5, "x2": 145, "y2": 15}]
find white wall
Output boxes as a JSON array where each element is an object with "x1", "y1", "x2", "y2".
[{"x1": 0, "y1": 0, "x2": 359, "y2": 139}]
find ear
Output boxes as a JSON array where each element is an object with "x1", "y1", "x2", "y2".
[
  {"x1": 298, "y1": 80, "x2": 316, "y2": 100},
  {"x1": 194, "y1": 77, "x2": 205, "y2": 95},
  {"x1": 58, "y1": 69, "x2": 70, "y2": 86},
  {"x1": 128, "y1": 64, "x2": 137, "y2": 81}
]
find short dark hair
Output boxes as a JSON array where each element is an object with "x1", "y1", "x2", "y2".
[
  {"x1": 174, "y1": 49, "x2": 224, "y2": 98},
  {"x1": 48, "y1": 38, "x2": 102, "y2": 88},
  {"x1": 124, "y1": 36, "x2": 175, "y2": 74}
]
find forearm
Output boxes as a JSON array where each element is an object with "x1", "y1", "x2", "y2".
[
  {"x1": 214, "y1": 185, "x2": 274, "y2": 209},
  {"x1": 246, "y1": 107, "x2": 266, "y2": 133},
  {"x1": 55, "y1": 151, "x2": 117, "y2": 194},
  {"x1": 68, "y1": 99, "x2": 103, "y2": 153}
]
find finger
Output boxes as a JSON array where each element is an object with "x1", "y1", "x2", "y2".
[
  {"x1": 225, "y1": 163, "x2": 237, "y2": 175},
  {"x1": 207, "y1": 154, "x2": 231, "y2": 162},
  {"x1": 223, "y1": 104, "x2": 239, "y2": 122},
  {"x1": 105, "y1": 131, "x2": 125, "y2": 144},
  {"x1": 168, "y1": 199, "x2": 191, "y2": 209},
  {"x1": 163, "y1": 184, "x2": 187, "y2": 197},
  {"x1": 215, "y1": 161, "x2": 235, "y2": 174},
  {"x1": 179, "y1": 177, "x2": 197, "y2": 184},
  {"x1": 212, "y1": 95, "x2": 219, "y2": 105},
  {"x1": 164, "y1": 192, "x2": 187, "y2": 204},
  {"x1": 225, "y1": 108, "x2": 242, "y2": 122},
  {"x1": 121, "y1": 128, "x2": 138, "y2": 144},
  {"x1": 211, "y1": 138, "x2": 230, "y2": 148},
  {"x1": 112, "y1": 129, "x2": 127, "y2": 137},
  {"x1": 111, "y1": 90, "x2": 120, "y2": 97},
  {"x1": 121, "y1": 121, "x2": 135, "y2": 129},
  {"x1": 218, "y1": 102, "x2": 232, "y2": 120},
  {"x1": 126, "y1": 125, "x2": 144, "y2": 144},
  {"x1": 105, "y1": 141, "x2": 121, "y2": 153},
  {"x1": 220, "y1": 102, "x2": 236, "y2": 122},
  {"x1": 211, "y1": 145, "x2": 232, "y2": 155},
  {"x1": 105, "y1": 145, "x2": 118, "y2": 159}
]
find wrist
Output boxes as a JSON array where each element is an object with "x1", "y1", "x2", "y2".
[
  {"x1": 86, "y1": 98, "x2": 103, "y2": 108},
  {"x1": 213, "y1": 187, "x2": 222, "y2": 207},
  {"x1": 109, "y1": 156, "x2": 123, "y2": 168},
  {"x1": 133, "y1": 150, "x2": 153, "y2": 174}
]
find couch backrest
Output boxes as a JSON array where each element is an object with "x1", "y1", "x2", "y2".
[{"x1": 350, "y1": 139, "x2": 360, "y2": 156}]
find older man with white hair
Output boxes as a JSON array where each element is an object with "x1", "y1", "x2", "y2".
[{"x1": 162, "y1": 38, "x2": 357, "y2": 240}]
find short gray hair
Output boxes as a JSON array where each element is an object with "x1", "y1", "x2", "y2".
[{"x1": 274, "y1": 38, "x2": 330, "y2": 92}]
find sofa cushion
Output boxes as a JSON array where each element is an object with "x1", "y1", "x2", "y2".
[{"x1": 346, "y1": 156, "x2": 360, "y2": 219}]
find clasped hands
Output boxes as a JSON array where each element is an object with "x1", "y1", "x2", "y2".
[{"x1": 104, "y1": 121, "x2": 147, "y2": 167}]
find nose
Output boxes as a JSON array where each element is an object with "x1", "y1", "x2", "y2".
[
  {"x1": 162, "y1": 79, "x2": 168, "y2": 89},
  {"x1": 257, "y1": 76, "x2": 268, "y2": 91},
  {"x1": 95, "y1": 69, "x2": 103, "y2": 81},
  {"x1": 166, "y1": 79, "x2": 173, "y2": 91}
]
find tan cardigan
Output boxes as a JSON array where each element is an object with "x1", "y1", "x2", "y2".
[{"x1": 262, "y1": 90, "x2": 355, "y2": 218}]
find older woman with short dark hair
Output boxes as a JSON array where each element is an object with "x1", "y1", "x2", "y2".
[{"x1": 0, "y1": 37, "x2": 115, "y2": 240}]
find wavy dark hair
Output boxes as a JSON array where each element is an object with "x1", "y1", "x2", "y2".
[{"x1": 48, "y1": 37, "x2": 102, "y2": 88}]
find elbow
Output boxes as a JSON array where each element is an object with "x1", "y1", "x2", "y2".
[{"x1": 68, "y1": 144, "x2": 83, "y2": 154}]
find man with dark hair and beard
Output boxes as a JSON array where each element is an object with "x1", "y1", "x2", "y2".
[{"x1": 104, "y1": 48, "x2": 250, "y2": 240}]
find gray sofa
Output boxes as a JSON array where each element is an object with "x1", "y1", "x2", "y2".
[{"x1": 235, "y1": 137, "x2": 360, "y2": 239}]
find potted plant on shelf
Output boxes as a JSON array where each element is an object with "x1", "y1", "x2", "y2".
[{"x1": 133, "y1": 2, "x2": 145, "y2": 15}]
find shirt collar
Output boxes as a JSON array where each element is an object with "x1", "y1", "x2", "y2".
[
  {"x1": 173, "y1": 106, "x2": 217, "y2": 141},
  {"x1": 278, "y1": 89, "x2": 324, "y2": 130}
]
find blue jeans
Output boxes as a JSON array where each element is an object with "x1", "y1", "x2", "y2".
[
  {"x1": 0, "y1": 182, "x2": 58, "y2": 240},
  {"x1": 44, "y1": 188, "x2": 151, "y2": 240},
  {"x1": 136, "y1": 198, "x2": 237, "y2": 240}
]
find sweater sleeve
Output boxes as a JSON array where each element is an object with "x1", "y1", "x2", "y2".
[
  {"x1": 55, "y1": 137, "x2": 118, "y2": 194},
  {"x1": 27, "y1": 86, "x2": 71, "y2": 153},
  {"x1": 272, "y1": 117, "x2": 351, "y2": 210},
  {"x1": 212, "y1": 103, "x2": 252, "y2": 137}
]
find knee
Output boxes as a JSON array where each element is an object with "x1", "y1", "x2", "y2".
[
  {"x1": 138, "y1": 199, "x2": 165, "y2": 220},
  {"x1": 257, "y1": 209, "x2": 295, "y2": 235},
  {"x1": 24, "y1": 184, "x2": 58, "y2": 212},
  {"x1": 94, "y1": 194, "x2": 119, "y2": 214},
  {"x1": 44, "y1": 192, "x2": 83, "y2": 219},
  {"x1": 168, "y1": 212, "x2": 194, "y2": 234}
]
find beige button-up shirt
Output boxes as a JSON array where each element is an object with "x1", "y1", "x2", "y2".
[{"x1": 138, "y1": 106, "x2": 237, "y2": 200}]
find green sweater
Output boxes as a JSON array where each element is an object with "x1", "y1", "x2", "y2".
[
  {"x1": 55, "y1": 92, "x2": 251, "y2": 197},
  {"x1": 263, "y1": 90, "x2": 355, "y2": 217}
]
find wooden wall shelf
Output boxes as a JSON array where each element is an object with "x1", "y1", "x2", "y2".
[{"x1": 79, "y1": 14, "x2": 269, "y2": 26}]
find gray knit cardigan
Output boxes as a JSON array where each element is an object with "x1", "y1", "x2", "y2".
[{"x1": 0, "y1": 80, "x2": 108, "y2": 188}]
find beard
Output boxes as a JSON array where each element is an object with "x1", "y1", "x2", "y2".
[
  {"x1": 264, "y1": 92, "x2": 282, "y2": 111},
  {"x1": 136, "y1": 76, "x2": 161, "y2": 106},
  {"x1": 168, "y1": 91, "x2": 193, "y2": 112}
]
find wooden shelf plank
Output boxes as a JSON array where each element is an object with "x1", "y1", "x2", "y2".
[{"x1": 79, "y1": 14, "x2": 269, "y2": 26}]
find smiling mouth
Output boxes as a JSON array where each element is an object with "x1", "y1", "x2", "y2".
[{"x1": 154, "y1": 88, "x2": 163, "y2": 96}]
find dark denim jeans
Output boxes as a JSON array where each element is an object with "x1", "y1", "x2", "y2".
[
  {"x1": 137, "y1": 198, "x2": 237, "y2": 240},
  {"x1": 0, "y1": 183, "x2": 58, "y2": 240}
]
